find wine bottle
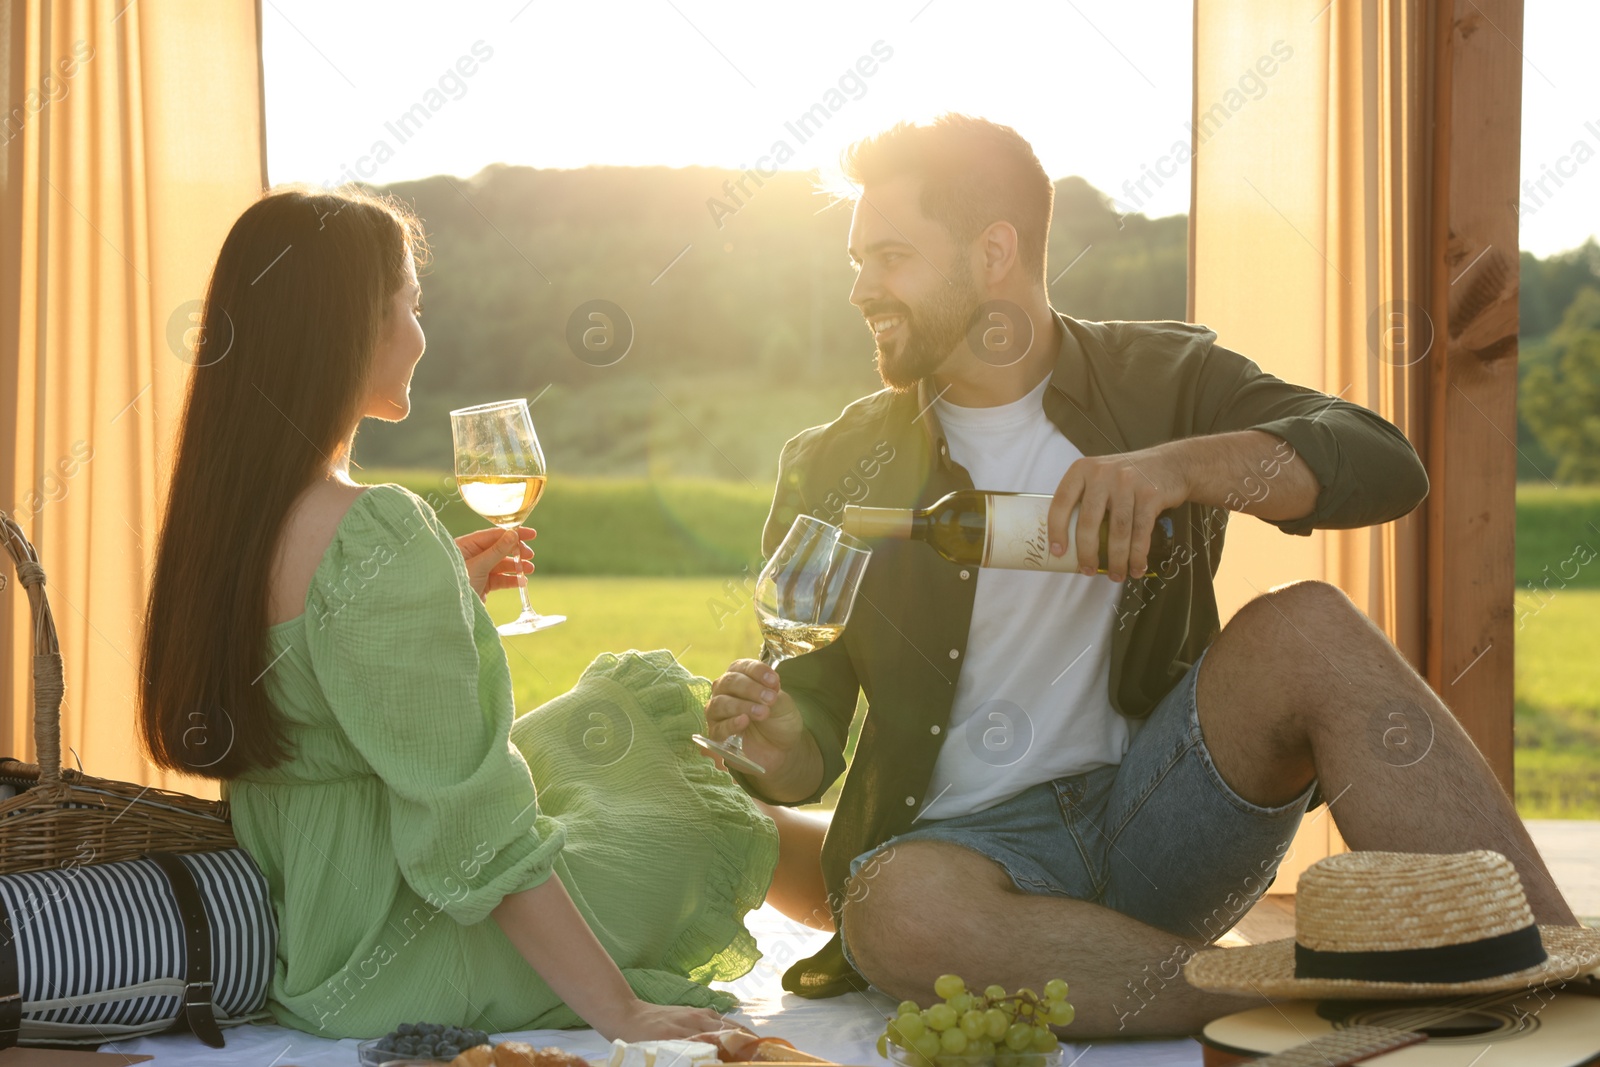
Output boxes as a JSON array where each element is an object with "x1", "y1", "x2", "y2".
[{"x1": 842, "y1": 491, "x2": 1177, "y2": 575}]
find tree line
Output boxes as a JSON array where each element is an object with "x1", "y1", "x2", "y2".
[{"x1": 346, "y1": 164, "x2": 1596, "y2": 482}]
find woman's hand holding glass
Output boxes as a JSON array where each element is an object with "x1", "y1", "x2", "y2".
[
  {"x1": 450, "y1": 397, "x2": 565, "y2": 635},
  {"x1": 455, "y1": 525, "x2": 535, "y2": 603}
]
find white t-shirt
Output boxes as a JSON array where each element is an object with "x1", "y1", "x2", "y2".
[{"x1": 919, "y1": 373, "x2": 1132, "y2": 821}]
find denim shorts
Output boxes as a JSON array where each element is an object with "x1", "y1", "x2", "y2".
[{"x1": 840, "y1": 647, "x2": 1317, "y2": 971}]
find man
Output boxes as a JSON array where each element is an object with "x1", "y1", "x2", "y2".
[{"x1": 702, "y1": 114, "x2": 1578, "y2": 1037}]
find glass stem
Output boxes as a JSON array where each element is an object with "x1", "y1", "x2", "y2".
[{"x1": 514, "y1": 535, "x2": 536, "y2": 618}]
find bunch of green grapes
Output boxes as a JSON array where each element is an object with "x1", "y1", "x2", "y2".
[{"x1": 877, "y1": 974, "x2": 1075, "y2": 1067}]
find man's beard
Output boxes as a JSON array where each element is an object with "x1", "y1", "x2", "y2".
[{"x1": 868, "y1": 263, "x2": 983, "y2": 392}]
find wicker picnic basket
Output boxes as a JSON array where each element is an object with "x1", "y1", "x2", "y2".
[{"x1": 0, "y1": 510, "x2": 236, "y2": 876}]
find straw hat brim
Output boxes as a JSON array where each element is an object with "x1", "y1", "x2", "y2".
[{"x1": 1184, "y1": 925, "x2": 1600, "y2": 999}]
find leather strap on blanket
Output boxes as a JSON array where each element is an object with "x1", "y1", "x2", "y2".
[
  {"x1": 148, "y1": 852, "x2": 225, "y2": 1049},
  {"x1": 0, "y1": 889, "x2": 19, "y2": 1047}
]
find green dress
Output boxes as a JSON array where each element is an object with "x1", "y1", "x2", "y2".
[{"x1": 224, "y1": 484, "x2": 778, "y2": 1038}]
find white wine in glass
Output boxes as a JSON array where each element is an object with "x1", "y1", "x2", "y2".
[
  {"x1": 458, "y1": 474, "x2": 547, "y2": 528},
  {"x1": 694, "y1": 514, "x2": 870, "y2": 775},
  {"x1": 449, "y1": 399, "x2": 566, "y2": 636}
]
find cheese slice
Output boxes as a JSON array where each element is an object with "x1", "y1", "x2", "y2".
[
  {"x1": 652, "y1": 1041, "x2": 719, "y2": 1067},
  {"x1": 605, "y1": 1039, "x2": 652, "y2": 1067},
  {"x1": 605, "y1": 1039, "x2": 720, "y2": 1067}
]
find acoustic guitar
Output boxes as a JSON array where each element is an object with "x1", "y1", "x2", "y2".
[{"x1": 1198, "y1": 978, "x2": 1600, "y2": 1066}]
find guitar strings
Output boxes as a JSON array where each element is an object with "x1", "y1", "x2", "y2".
[
  {"x1": 1376, "y1": 992, "x2": 1512, "y2": 1032},
  {"x1": 1348, "y1": 989, "x2": 1534, "y2": 1035}
]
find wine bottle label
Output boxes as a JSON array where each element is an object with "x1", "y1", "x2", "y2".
[{"x1": 984, "y1": 495, "x2": 1081, "y2": 572}]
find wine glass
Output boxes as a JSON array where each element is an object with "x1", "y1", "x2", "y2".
[
  {"x1": 694, "y1": 514, "x2": 871, "y2": 775},
  {"x1": 449, "y1": 398, "x2": 566, "y2": 636}
]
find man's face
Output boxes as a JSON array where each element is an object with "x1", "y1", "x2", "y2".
[{"x1": 847, "y1": 176, "x2": 983, "y2": 392}]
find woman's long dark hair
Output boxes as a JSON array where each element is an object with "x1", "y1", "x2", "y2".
[{"x1": 139, "y1": 186, "x2": 427, "y2": 779}]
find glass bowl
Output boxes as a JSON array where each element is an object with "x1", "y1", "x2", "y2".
[{"x1": 887, "y1": 1044, "x2": 1063, "y2": 1067}]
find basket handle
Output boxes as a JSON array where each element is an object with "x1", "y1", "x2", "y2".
[{"x1": 0, "y1": 512, "x2": 64, "y2": 784}]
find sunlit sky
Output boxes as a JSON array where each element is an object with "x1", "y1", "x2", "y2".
[{"x1": 263, "y1": 0, "x2": 1598, "y2": 257}]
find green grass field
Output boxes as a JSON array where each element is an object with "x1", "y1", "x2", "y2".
[
  {"x1": 1514, "y1": 484, "x2": 1600, "y2": 589},
  {"x1": 374, "y1": 470, "x2": 1600, "y2": 819},
  {"x1": 1510, "y1": 485, "x2": 1600, "y2": 818},
  {"x1": 1514, "y1": 589, "x2": 1600, "y2": 817},
  {"x1": 365, "y1": 468, "x2": 771, "y2": 576},
  {"x1": 486, "y1": 576, "x2": 762, "y2": 710}
]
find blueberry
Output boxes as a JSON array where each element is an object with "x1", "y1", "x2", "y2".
[
  {"x1": 439, "y1": 1046, "x2": 460, "y2": 1058},
  {"x1": 397, "y1": 1023, "x2": 415, "y2": 1037}
]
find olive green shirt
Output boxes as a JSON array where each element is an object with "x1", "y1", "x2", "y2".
[{"x1": 749, "y1": 311, "x2": 1429, "y2": 998}]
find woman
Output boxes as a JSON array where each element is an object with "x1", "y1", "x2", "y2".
[{"x1": 137, "y1": 186, "x2": 781, "y2": 1041}]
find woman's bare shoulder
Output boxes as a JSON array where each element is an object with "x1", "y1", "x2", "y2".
[{"x1": 268, "y1": 480, "x2": 375, "y2": 627}]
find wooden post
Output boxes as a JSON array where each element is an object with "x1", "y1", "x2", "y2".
[{"x1": 1426, "y1": 0, "x2": 1524, "y2": 793}]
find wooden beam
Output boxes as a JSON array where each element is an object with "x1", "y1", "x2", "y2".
[{"x1": 1426, "y1": 0, "x2": 1524, "y2": 792}]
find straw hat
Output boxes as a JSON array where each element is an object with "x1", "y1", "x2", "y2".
[{"x1": 1184, "y1": 850, "x2": 1600, "y2": 998}]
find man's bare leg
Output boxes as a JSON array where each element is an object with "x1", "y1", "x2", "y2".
[
  {"x1": 841, "y1": 579, "x2": 1576, "y2": 1038},
  {"x1": 1197, "y1": 580, "x2": 1574, "y2": 925},
  {"x1": 757, "y1": 801, "x2": 835, "y2": 931},
  {"x1": 841, "y1": 840, "x2": 1258, "y2": 1037}
]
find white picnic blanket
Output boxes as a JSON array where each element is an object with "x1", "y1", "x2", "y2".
[{"x1": 103, "y1": 905, "x2": 1202, "y2": 1066}]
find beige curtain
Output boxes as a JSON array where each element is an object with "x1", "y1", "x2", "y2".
[
  {"x1": 1191, "y1": 0, "x2": 1431, "y2": 887},
  {"x1": 1, "y1": 0, "x2": 266, "y2": 799}
]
